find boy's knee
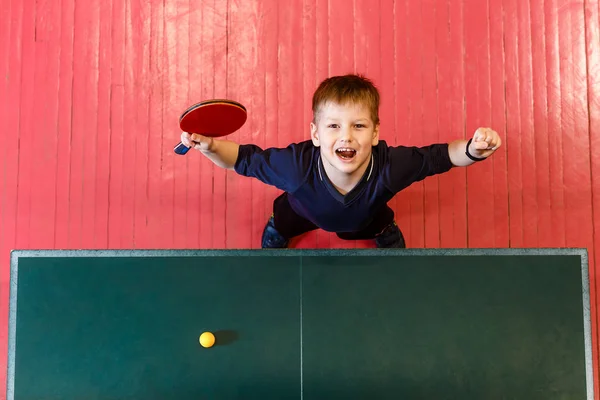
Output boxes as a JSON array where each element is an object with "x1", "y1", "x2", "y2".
[
  {"x1": 261, "y1": 216, "x2": 289, "y2": 248},
  {"x1": 374, "y1": 221, "x2": 406, "y2": 248}
]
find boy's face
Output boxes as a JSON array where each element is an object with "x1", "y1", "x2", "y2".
[{"x1": 310, "y1": 101, "x2": 379, "y2": 179}]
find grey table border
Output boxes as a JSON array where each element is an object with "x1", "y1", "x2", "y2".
[{"x1": 8, "y1": 248, "x2": 592, "y2": 400}]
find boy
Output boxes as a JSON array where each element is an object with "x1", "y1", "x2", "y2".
[{"x1": 180, "y1": 74, "x2": 501, "y2": 248}]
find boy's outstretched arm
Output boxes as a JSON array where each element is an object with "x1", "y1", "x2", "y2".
[
  {"x1": 448, "y1": 127, "x2": 501, "y2": 167},
  {"x1": 180, "y1": 131, "x2": 239, "y2": 170}
]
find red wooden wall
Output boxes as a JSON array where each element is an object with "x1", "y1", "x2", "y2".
[{"x1": 1, "y1": 0, "x2": 599, "y2": 397}]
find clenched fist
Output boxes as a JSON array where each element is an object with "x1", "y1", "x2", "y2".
[{"x1": 468, "y1": 127, "x2": 501, "y2": 159}]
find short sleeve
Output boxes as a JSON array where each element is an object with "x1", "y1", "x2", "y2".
[
  {"x1": 381, "y1": 142, "x2": 453, "y2": 193},
  {"x1": 234, "y1": 141, "x2": 313, "y2": 193}
]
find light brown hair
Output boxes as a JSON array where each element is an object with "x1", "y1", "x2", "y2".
[{"x1": 312, "y1": 74, "x2": 380, "y2": 125}]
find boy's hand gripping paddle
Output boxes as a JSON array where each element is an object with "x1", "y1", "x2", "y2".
[{"x1": 174, "y1": 99, "x2": 247, "y2": 155}]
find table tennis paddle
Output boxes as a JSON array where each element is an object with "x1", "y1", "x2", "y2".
[{"x1": 174, "y1": 99, "x2": 247, "y2": 155}]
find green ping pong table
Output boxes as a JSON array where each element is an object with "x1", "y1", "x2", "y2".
[{"x1": 8, "y1": 248, "x2": 593, "y2": 399}]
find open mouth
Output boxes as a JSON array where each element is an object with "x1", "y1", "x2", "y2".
[{"x1": 335, "y1": 148, "x2": 357, "y2": 160}]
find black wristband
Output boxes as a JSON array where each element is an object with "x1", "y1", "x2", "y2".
[{"x1": 465, "y1": 138, "x2": 486, "y2": 162}]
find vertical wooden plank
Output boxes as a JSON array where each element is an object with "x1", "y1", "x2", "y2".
[
  {"x1": 76, "y1": 0, "x2": 101, "y2": 249},
  {"x1": 131, "y1": 0, "x2": 151, "y2": 249},
  {"x1": 517, "y1": 0, "x2": 539, "y2": 247},
  {"x1": 421, "y1": 0, "x2": 441, "y2": 248},
  {"x1": 529, "y1": 0, "x2": 552, "y2": 247},
  {"x1": 26, "y1": 0, "x2": 57, "y2": 249},
  {"x1": 145, "y1": 0, "x2": 166, "y2": 249},
  {"x1": 118, "y1": 0, "x2": 137, "y2": 248},
  {"x1": 557, "y1": 0, "x2": 576, "y2": 249},
  {"x1": 584, "y1": 0, "x2": 600, "y2": 392},
  {"x1": 464, "y1": 0, "x2": 496, "y2": 248},
  {"x1": 107, "y1": 0, "x2": 125, "y2": 248},
  {"x1": 489, "y1": 0, "x2": 510, "y2": 248},
  {"x1": 67, "y1": 0, "x2": 98, "y2": 248},
  {"x1": 54, "y1": 0, "x2": 75, "y2": 249},
  {"x1": 93, "y1": 0, "x2": 113, "y2": 248},
  {"x1": 563, "y1": 1, "x2": 594, "y2": 249},
  {"x1": 544, "y1": 0, "x2": 566, "y2": 247},
  {"x1": 503, "y1": 0, "x2": 524, "y2": 247},
  {"x1": 27, "y1": 0, "x2": 58, "y2": 249},
  {"x1": 14, "y1": 0, "x2": 37, "y2": 250},
  {"x1": 0, "y1": 0, "x2": 13, "y2": 253}
]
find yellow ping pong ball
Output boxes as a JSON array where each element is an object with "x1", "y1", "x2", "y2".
[{"x1": 199, "y1": 332, "x2": 215, "y2": 348}]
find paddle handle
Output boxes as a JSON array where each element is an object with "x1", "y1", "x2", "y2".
[{"x1": 174, "y1": 142, "x2": 191, "y2": 155}]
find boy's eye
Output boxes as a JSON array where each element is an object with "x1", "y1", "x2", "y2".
[
  {"x1": 355, "y1": 124, "x2": 366, "y2": 128},
  {"x1": 328, "y1": 124, "x2": 339, "y2": 129}
]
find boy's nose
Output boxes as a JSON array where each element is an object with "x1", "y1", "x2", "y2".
[{"x1": 340, "y1": 127, "x2": 353, "y2": 141}]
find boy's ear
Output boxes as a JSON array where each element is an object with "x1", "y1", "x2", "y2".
[
  {"x1": 372, "y1": 122, "x2": 380, "y2": 146},
  {"x1": 310, "y1": 122, "x2": 320, "y2": 147}
]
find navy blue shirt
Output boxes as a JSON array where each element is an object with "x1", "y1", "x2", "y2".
[{"x1": 234, "y1": 140, "x2": 453, "y2": 232}]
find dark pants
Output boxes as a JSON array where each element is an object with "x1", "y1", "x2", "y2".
[{"x1": 269, "y1": 192, "x2": 405, "y2": 247}]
